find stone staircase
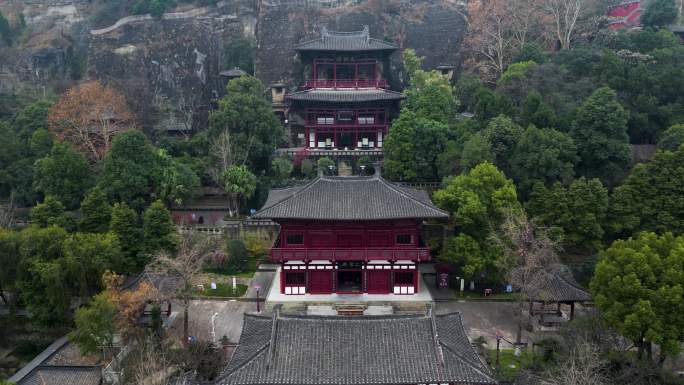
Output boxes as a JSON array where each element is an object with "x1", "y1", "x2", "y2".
[
  {"x1": 334, "y1": 303, "x2": 367, "y2": 316},
  {"x1": 337, "y1": 161, "x2": 353, "y2": 176}
]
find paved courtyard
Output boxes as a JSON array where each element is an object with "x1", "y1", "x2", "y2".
[{"x1": 167, "y1": 300, "x2": 256, "y2": 344}]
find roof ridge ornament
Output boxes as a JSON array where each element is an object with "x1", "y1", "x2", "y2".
[{"x1": 363, "y1": 25, "x2": 369, "y2": 43}]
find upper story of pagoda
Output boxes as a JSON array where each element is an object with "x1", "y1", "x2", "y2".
[{"x1": 294, "y1": 26, "x2": 398, "y2": 90}]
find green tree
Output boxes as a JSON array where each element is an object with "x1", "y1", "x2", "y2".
[
  {"x1": 156, "y1": 150, "x2": 200, "y2": 206},
  {"x1": 33, "y1": 143, "x2": 92, "y2": 210},
  {"x1": 143, "y1": 200, "x2": 176, "y2": 256},
  {"x1": 70, "y1": 291, "x2": 116, "y2": 357},
  {"x1": 641, "y1": 0, "x2": 678, "y2": 27},
  {"x1": 110, "y1": 202, "x2": 143, "y2": 272},
  {"x1": 316, "y1": 157, "x2": 335, "y2": 176},
  {"x1": 0, "y1": 10, "x2": 11, "y2": 46},
  {"x1": 591, "y1": 232, "x2": 684, "y2": 362},
  {"x1": 29, "y1": 196, "x2": 74, "y2": 229},
  {"x1": 271, "y1": 157, "x2": 293, "y2": 186},
  {"x1": 657, "y1": 124, "x2": 684, "y2": 150},
  {"x1": 482, "y1": 115, "x2": 523, "y2": 176},
  {"x1": 13, "y1": 99, "x2": 53, "y2": 144},
  {"x1": 226, "y1": 239, "x2": 248, "y2": 273},
  {"x1": 223, "y1": 165, "x2": 257, "y2": 216},
  {"x1": 434, "y1": 163, "x2": 520, "y2": 238},
  {"x1": 459, "y1": 133, "x2": 493, "y2": 172},
  {"x1": 570, "y1": 87, "x2": 631, "y2": 185},
  {"x1": 527, "y1": 178, "x2": 608, "y2": 251},
  {"x1": 300, "y1": 158, "x2": 316, "y2": 178},
  {"x1": 16, "y1": 226, "x2": 70, "y2": 326},
  {"x1": 80, "y1": 187, "x2": 112, "y2": 233},
  {"x1": 0, "y1": 229, "x2": 21, "y2": 304},
  {"x1": 63, "y1": 232, "x2": 122, "y2": 297},
  {"x1": 384, "y1": 111, "x2": 450, "y2": 181},
  {"x1": 439, "y1": 233, "x2": 499, "y2": 281},
  {"x1": 609, "y1": 145, "x2": 684, "y2": 236},
  {"x1": 208, "y1": 76, "x2": 284, "y2": 172},
  {"x1": 509, "y1": 125, "x2": 577, "y2": 195},
  {"x1": 384, "y1": 50, "x2": 458, "y2": 181},
  {"x1": 520, "y1": 91, "x2": 556, "y2": 129},
  {"x1": 99, "y1": 131, "x2": 160, "y2": 211},
  {"x1": 29, "y1": 129, "x2": 53, "y2": 158},
  {"x1": 402, "y1": 49, "x2": 458, "y2": 123}
]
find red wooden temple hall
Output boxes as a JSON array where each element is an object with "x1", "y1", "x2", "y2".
[
  {"x1": 252, "y1": 169, "x2": 448, "y2": 295},
  {"x1": 287, "y1": 26, "x2": 404, "y2": 150}
]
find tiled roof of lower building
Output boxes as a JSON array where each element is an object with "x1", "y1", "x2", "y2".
[
  {"x1": 253, "y1": 175, "x2": 448, "y2": 221},
  {"x1": 286, "y1": 89, "x2": 405, "y2": 103},
  {"x1": 17, "y1": 366, "x2": 102, "y2": 385},
  {"x1": 219, "y1": 311, "x2": 497, "y2": 385}
]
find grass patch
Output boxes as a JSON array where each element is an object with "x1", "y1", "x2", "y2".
[
  {"x1": 487, "y1": 349, "x2": 537, "y2": 381},
  {"x1": 196, "y1": 283, "x2": 248, "y2": 298},
  {"x1": 203, "y1": 258, "x2": 260, "y2": 279}
]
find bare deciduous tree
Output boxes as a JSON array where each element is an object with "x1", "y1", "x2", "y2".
[
  {"x1": 492, "y1": 210, "x2": 560, "y2": 344},
  {"x1": 147, "y1": 233, "x2": 217, "y2": 344},
  {"x1": 542, "y1": 0, "x2": 584, "y2": 50},
  {"x1": 465, "y1": 0, "x2": 548, "y2": 82},
  {"x1": 544, "y1": 338, "x2": 607, "y2": 385}
]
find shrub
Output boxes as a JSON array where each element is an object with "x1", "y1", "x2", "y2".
[{"x1": 225, "y1": 239, "x2": 248, "y2": 273}]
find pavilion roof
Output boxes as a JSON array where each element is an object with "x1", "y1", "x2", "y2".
[
  {"x1": 295, "y1": 26, "x2": 398, "y2": 52},
  {"x1": 218, "y1": 311, "x2": 497, "y2": 385},
  {"x1": 252, "y1": 175, "x2": 448, "y2": 221},
  {"x1": 16, "y1": 366, "x2": 101, "y2": 385},
  {"x1": 534, "y1": 265, "x2": 591, "y2": 303},
  {"x1": 286, "y1": 89, "x2": 405, "y2": 103}
]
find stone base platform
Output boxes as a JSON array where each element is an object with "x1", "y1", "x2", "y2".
[{"x1": 264, "y1": 267, "x2": 433, "y2": 312}]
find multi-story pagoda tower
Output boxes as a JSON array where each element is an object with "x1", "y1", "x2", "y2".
[{"x1": 286, "y1": 26, "x2": 404, "y2": 156}]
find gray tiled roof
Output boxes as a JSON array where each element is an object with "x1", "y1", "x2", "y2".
[
  {"x1": 287, "y1": 89, "x2": 405, "y2": 103},
  {"x1": 295, "y1": 26, "x2": 398, "y2": 52},
  {"x1": 17, "y1": 366, "x2": 101, "y2": 385},
  {"x1": 219, "y1": 312, "x2": 497, "y2": 385},
  {"x1": 253, "y1": 176, "x2": 449, "y2": 221},
  {"x1": 535, "y1": 265, "x2": 591, "y2": 303}
]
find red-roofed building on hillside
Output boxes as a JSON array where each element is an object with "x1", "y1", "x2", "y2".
[{"x1": 607, "y1": 1, "x2": 643, "y2": 29}]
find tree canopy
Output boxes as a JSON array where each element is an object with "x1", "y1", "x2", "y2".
[{"x1": 591, "y1": 232, "x2": 684, "y2": 361}]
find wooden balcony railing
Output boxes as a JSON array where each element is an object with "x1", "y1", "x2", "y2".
[
  {"x1": 270, "y1": 247, "x2": 431, "y2": 262},
  {"x1": 305, "y1": 79, "x2": 388, "y2": 89}
]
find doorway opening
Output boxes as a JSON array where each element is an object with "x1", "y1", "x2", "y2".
[{"x1": 337, "y1": 270, "x2": 362, "y2": 293}]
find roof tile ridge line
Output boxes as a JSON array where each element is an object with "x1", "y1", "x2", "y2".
[
  {"x1": 219, "y1": 343, "x2": 270, "y2": 380},
  {"x1": 556, "y1": 271, "x2": 590, "y2": 294},
  {"x1": 265, "y1": 306, "x2": 281, "y2": 370},
  {"x1": 259, "y1": 177, "x2": 322, "y2": 215},
  {"x1": 439, "y1": 343, "x2": 497, "y2": 382},
  {"x1": 428, "y1": 305, "x2": 446, "y2": 379},
  {"x1": 442, "y1": 312, "x2": 496, "y2": 378},
  {"x1": 377, "y1": 177, "x2": 449, "y2": 216}
]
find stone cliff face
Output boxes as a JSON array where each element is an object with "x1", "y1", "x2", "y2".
[
  {"x1": 256, "y1": 0, "x2": 467, "y2": 91},
  {"x1": 0, "y1": 0, "x2": 467, "y2": 129}
]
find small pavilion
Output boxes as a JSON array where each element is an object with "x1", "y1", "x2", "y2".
[{"x1": 530, "y1": 265, "x2": 591, "y2": 325}]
